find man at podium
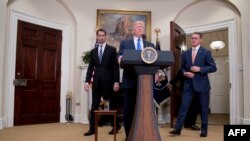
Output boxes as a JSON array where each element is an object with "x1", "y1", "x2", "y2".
[{"x1": 117, "y1": 20, "x2": 155, "y2": 140}]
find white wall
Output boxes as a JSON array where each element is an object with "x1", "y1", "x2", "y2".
[
  {"x1": 62, "y1": 0, "x2": 195, "y2": 123},
  {"x1": 64, "y1": 0, "x2": 195, "y2": 64},
  {"x1": 230, "y1": 0, "x2": 250, "y2": 124},
  {"x1": 0, "y1": 0, "x2": 9, "y2": 128},
  {"x1": 176, "y1": 1, "x2": 237, "y2": 27}
]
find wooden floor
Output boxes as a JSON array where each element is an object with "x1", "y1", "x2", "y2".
[
  {"x1": 0, "y1": 123, "x2": 224, "y2": 141},
  {"x1": 0, "y1": 114, "x2": 228, "y2": 141},
  {"x1": 207, "y1": 113, "x2": 229, "y2": 125}
]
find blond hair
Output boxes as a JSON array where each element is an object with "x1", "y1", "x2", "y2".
[{"x1": 132, "y1": 21, "x2": 145, "y2": 29}]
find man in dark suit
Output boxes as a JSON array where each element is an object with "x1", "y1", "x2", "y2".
[
  {"x1": 84, "y1": 28, "x2": 121, "y2": 136},
  {"x1": 117, "y1": 21, "x2": 155, "y2": 140},
  {"x1": 169, "y1": 32, "x2": 217, "y2": 137}
]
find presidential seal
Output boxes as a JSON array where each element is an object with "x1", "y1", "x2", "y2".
[{"x1": 141, "y1": 47, "x2": 158, "y2": 64}]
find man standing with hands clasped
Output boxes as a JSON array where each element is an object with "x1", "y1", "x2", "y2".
[
  {"x1": 169, "y1": 32, "x2": 217, "y2": 137},
  {"x1": 84, "y1": 28, "x2": 121, "y2": 136}
]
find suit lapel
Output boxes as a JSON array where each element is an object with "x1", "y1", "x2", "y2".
[
  {"x1": 93, "y1": 47, "x2": 100, "y2": 64},
  {"x1": 188, "y1": 49, "x2": 193, "y2": 65},
  {"x1": 143, "y1": 40, "x2": 148, "y2": 48},
  {"x1": 129, "y1": 40, "x2": 136, "y2": 50},
  {"x1": 102, "y1": 45, "x2": 109, "y2": 63},
  {"x1": 193, "y1": 47, "x2": 203, "y2": 65}
]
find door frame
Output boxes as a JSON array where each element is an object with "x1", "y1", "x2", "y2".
[
  {"x1": 4, "y1": 10, "x2": 70, "y2": 127},
  {"x1": 183, "y1": 19, "x2": 238, "y2": 124}
]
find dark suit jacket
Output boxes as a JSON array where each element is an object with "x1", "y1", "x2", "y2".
[
  {"x1": 117, "y1": 39, "x2": 155, "y2": 88},
  {"x1": 85, "y1": 44, "x2": 119, "y2": 88},
  {"x1": 181, "y1": 46, "x2": 217, "y2": 92}
]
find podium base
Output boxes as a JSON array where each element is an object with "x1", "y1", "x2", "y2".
[{"x1": 127, "y1": 75, "x2": 161, "y2": 141}]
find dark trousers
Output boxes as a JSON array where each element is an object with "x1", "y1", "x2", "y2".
[
  {"x1": 89, "y1": 86, "x2": 120, "y2": 130},
  {"x1": 123, "y1": 87, "x2": 137, "y2": 137},
  {"x1": 184, "y1": 94, "x2": 199, "y2": 126},
  {"x1": 175, "y1": 86, "x2": 209, "y2": 132}
]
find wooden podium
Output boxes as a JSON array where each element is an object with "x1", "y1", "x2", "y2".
[{"x1": 121, "y1": 49, "x2": 174, "y2": 141}]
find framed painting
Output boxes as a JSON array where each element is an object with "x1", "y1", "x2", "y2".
[{"x1": 97, "y1": 9, "x2": 151, "y2": 51}]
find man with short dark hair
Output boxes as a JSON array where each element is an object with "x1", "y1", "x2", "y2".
[
  {"x1": 84, "y1": 28, "x2": 121, "y2": 136},
  {"x1": 169, "y1": 32, "x2": 217, "y2": 137}
]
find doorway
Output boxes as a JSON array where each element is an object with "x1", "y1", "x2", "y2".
[
  {"x1": 5, "y1": 11, "x2": 70, "y2": 127},
  {"x1": 186, "y1": 30, "x2": 230, "y2": 114},
  {"x1": 185, "y1": 30, "x2": 230, "y2": 125},
  {"x1": 14, "y1": 20, "x2": 62, "y2": 125},
  {"x1": 183, "y1": 19, "x2": 238, "y2": 124}
]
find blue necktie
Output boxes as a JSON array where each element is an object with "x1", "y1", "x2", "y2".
[
  {"x1": 137, "y1": 38, "x2": 142, "y2": 50},
  {"x1": 99, "y1": 45, "x2": 103, "y2": 64}
]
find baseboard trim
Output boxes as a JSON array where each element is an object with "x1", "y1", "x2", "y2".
[
  {"x1": 243, "y1": 118, "x2": 250, "y2": 124},
  {"x1": 0, "y1": 118, "x2": 3, "y2": 129},
  {"x1": 73, "y1": 114, "x2": 81, "y2": 123},
  {"x1": 73, "y1": 114, "x2": 89, "y2": 124}
]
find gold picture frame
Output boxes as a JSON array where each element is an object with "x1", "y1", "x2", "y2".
[{"x1": 97, "y1": 9, "x2": 151, "y2": 51}]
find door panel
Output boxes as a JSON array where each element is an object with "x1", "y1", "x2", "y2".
[
  {"x1": 209, "y1": 59, "x2": 229, "y2": 113},
  {"x1": 14, "y1": 20, "x2": 62, "y2": 125},
  {"x1": 170, "y1": 21, "x2": 186, "y2": 128}
]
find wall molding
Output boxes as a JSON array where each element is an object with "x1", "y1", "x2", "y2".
[
  {"x1": 0, "y1": 118, "x2": 3, "y2": 129},
  {"x1": 243, "y1": 118, "x2": 250, "y2": 124},
  {"x1": 4, "y1": 10, "x2": 70, "y2": 127},
  {"x1": 79, "y1": 65, "x2": 91, "y2": 124}
]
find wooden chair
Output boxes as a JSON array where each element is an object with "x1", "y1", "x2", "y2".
[{"x1": 94, "y1": 110, "x2": 117, "y2": 141}]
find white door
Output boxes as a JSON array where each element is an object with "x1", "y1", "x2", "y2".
[{"x1": 209, "y1": 57, "x2": 229, "y2": 113}]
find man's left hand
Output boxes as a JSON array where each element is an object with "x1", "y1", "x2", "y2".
[
  {"x1": 190, "y1": 66, "x2": 201, "y2": 72},
  {"x1": 113, "y1": 82, "x2": 120, "y2": 92}
]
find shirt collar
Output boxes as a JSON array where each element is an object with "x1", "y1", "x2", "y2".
[
  {"x1": 134, "y1": 36, "x2": 142, "y2": 42},
  {"x1": 99, "y1": 43, "x2": 106, "y2": 47},
  {"x1": 192, "y1": 45, "x2": 200, "y2": 50}
]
